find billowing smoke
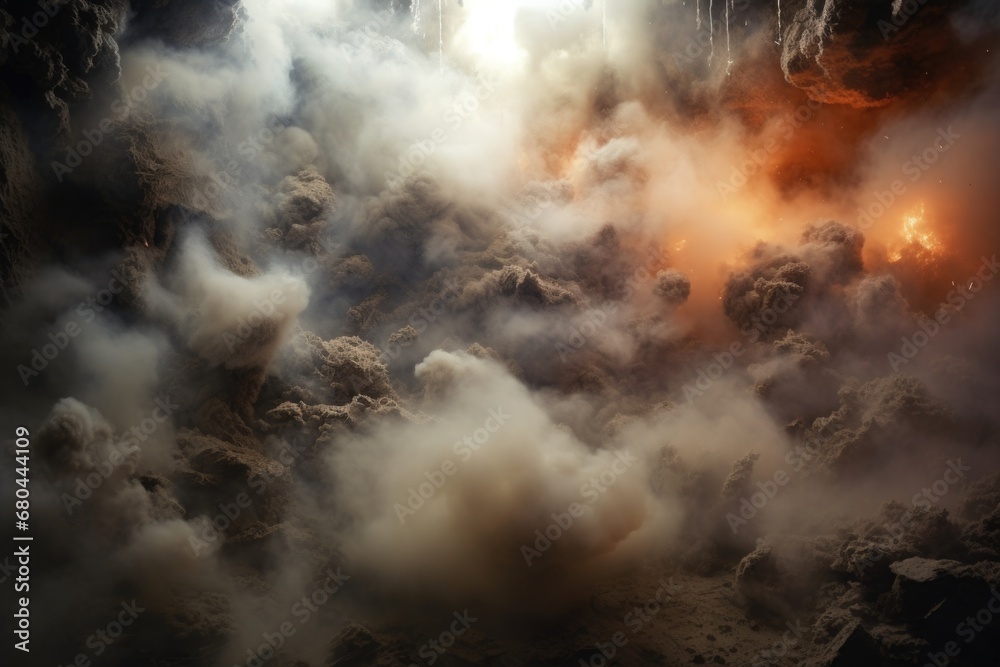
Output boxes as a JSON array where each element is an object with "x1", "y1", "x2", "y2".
[
  {"x1": 328, "y1": 350, "x2": 679, "y2": 613},
  {"x1": 145, "y1": 231, "x2": 310, "y2": 370},
  {"x1": 2, "y1": 0, "x2": 1000, "y2": 665}
]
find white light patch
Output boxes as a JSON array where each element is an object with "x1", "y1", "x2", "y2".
[{"x1": 453, "y1": 0, "x2": 574, "y2": 67}]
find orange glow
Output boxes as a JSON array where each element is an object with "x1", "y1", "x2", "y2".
[
  {"x1": 901, "y1": 205, "x2": 938, "y2": 249},
  {"x1": 889, "y1": 204, "x2": 941, "y2": 262}
]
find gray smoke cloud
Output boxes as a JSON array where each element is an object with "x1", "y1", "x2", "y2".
[{"x1": 1, "y1": 0, "x2": 999, "y2": 665}]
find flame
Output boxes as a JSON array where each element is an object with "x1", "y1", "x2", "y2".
[
  {"x1": 902, "y1": 205, "x2": 938, "y2": 249},
  {"x1": 890, "y1": 204, "x2": 940, "y2": 261}
]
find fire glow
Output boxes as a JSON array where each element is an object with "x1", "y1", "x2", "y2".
[{"x1": 890, "y1": 204, "x2": 942, "y2": 261}]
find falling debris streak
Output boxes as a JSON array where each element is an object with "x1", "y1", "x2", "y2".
[
  {"x1": 708, "y1": 0, "x2": 714, "y2": 63},
  {"x1": 725, "y1": 0, "x2": 732, "y2": 75},
  {"x1": 438, "y1": 0, "x2": 443, "y2": 73},
  {"x1": 602, "y1": 0, "x2": 607, "y2": 50},
  {"x1": 777, "y1": 0, "x2": 782, "y2": 44},
  {"x1": 696, "y1": 0, "x2": 702, "y2": 30},
  {"x1": 412, "y1": 0, "x2": 421, "y2": 33}
]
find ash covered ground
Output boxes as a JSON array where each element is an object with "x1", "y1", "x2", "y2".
[{"x1": 2, "y1": 1, "x2": 1000, "y2": 666}]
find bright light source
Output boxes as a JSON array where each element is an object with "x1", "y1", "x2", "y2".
[
  {"x1": 454, "y1": 0, "x2": 578, "y2": 66},
  {"x1": 890, "y1": 203, "x2": 941, "y2": 262}
]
